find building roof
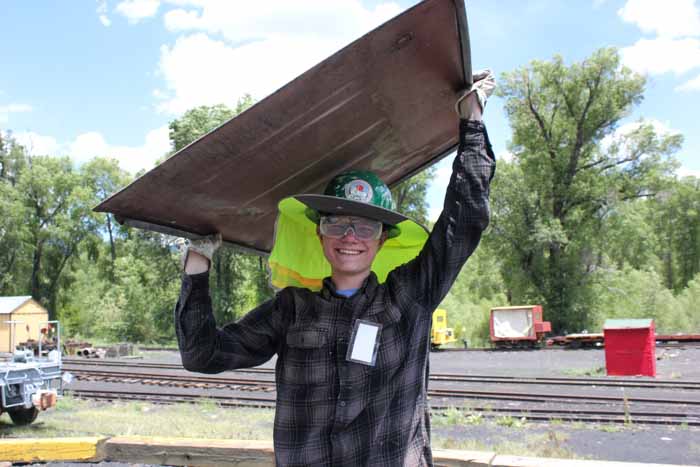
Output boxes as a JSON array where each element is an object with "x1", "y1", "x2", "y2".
[
  {"x1": 0, "y1": 296, "x2": 33, "y2": 315},
  {"x1": 604, "y1": 318, "x2": 654, "y2": 330}
]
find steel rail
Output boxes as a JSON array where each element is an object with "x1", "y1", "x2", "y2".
[
  {"x1": 67, "y1": 369, "x2": 700, "y2": 408},
  {"x1": 65, "y1": 388, "x2": 700, "y2": 427},
  {"x1": 63, "y1": 362, "x2": 700, "y2": 390}
]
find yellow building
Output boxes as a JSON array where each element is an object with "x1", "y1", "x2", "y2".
[{"x1": 0, "y1": 296, "x2": 49, "y2": 353}]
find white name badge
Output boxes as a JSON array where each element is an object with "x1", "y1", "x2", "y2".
[{"x1": 346, "y1": 319, "x2": 382, "y2": 366}]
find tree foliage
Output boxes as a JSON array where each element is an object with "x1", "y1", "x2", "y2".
[
  {"x1": 391, "y1": 166, "x2": 435, "y2": 226},
  {"x1": 492, "y1": 48, "x2": 682, "y2": 332}
]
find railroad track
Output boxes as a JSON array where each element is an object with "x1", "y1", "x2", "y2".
[
  {"x1": 63, "y1": 359, "x2": 700, "y2": 391},
  {"x1": 65, "y1": 387, "x2": 700, "y2": 427},
  {"x1": 63, "y1": 363, "x2": 700, "y2": 427}
]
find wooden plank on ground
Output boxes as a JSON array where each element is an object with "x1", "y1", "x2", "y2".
[
  {"x1": 0, "y1": 437, "x2": 105, "y2": 462},
  {"x1": 103, "y1": 436, "x2": 275, "y2": 466},
  {"x1": 433, "y1": 448, "x2": 496, "y2": 466},
  {"x1": 492, "y1": 455, "x2": 699, "y2": 467}
]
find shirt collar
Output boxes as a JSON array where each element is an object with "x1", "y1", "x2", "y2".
[{"x1": 320, "y1": 272, "x2": 378, "y2": 300}]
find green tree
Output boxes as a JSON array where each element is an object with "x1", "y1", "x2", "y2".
[
  {"x1": 168, "y1": 95, "x2": 253, "y2": 153},
  {"x1": 0, "y1": 130, "x2": 28, "y2": 186},
  {"x1": 494, "y1": 48, "x2": 681, "y2": 332},
  {"x1": 81, "y1": 158, "x2": 132, "y2": 278},
  {"x1": 0, "y1": 132, "x2": 29, "y2": 293},
  {"x1": 0, "y1": 179, "x2": 27, "y2": 293},
  {"x1": 653, "y1": 177, "x2": 700, "y2": 291},
  {"x1": 17, "y1": 156, "x2": 101, "y2": 316},
  {"x1": 391, "y1": 166, "x2": 435, "y2": 226}
]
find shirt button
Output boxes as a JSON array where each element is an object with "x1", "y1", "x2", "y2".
[{"x1": 340, "y1": 401, "x2": 346, "y2": 407}]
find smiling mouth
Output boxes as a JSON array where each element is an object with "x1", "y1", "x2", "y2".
[{"x1": 337, "y1": 249, "x2": 363, "y2": 255}]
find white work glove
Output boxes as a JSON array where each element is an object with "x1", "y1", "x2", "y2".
[
  {"x1": 456, "y1": 69, "x2": 496, "y2": 118},
  {"x1": 180, "y1": 233, "x2": 222, "y2": 272}
]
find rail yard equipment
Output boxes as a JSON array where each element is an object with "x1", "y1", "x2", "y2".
[
  {"x1": 0, "y1": 320, "x2": 63, "y2": 425},
  {"x1": 547, "y1": 332, "x2": 605, "y2": 349},
  {"x1": 604, "y1": 318, "x2": 656, "y2": 377},
  {"x1": 431, "y1": 308, "x2": 457, "y2": 349},
  {"x1": 490, "y1": 305, "x2": 551, "y2": 349}
]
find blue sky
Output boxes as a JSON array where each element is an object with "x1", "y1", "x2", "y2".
[{"x1": 1, "y1": 0, "x2": 699, "y2": 220}]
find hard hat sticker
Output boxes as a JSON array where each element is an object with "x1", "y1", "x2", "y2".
[
  {"x1": 345, "y1": 180, "x2": 373, "y2": 203},
  {"x1": 346, "y1": 319, "x2": 382, "y2": 366}
]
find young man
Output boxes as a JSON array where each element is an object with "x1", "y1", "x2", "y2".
[{"x1": 175, "y1": 70, "x2": 496, "y2": 466}]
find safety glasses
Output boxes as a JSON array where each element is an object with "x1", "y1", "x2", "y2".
[{"x1": 319, "y1": 216, "x2": 383, "y2": 241}]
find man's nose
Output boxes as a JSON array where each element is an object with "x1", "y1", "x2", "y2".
[{"x1": 341, "y1": 225, "x2": 359, "y2": 240}]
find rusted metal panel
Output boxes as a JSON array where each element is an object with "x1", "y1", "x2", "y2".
[{"x1": 95, "y1": 0, "x2": 472, "y2": 254}]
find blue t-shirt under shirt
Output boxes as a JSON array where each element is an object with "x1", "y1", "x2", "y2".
[{"x1": 336, "y1": 288, "x2": 358, "y2": 297}]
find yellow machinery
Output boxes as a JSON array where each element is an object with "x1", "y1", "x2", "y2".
[{"x1": 431, "y1": 308, "x2": 457, "y2": 349}]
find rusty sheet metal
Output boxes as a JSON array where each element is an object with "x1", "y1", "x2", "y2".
[{"x1": 95, "y1": 0, "x2": 472, "y2": 254}]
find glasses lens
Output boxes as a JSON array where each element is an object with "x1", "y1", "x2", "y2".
[{"x1": 320, "y1": 216, "x2": 382, "y2": 240}]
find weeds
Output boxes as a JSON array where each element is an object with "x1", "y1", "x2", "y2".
[
  {"x1": 0, "y1": 396, "x2": 275, "y2": 440},
  {"x1": 495, "y1": 415, "x2": 527, "y2": 428},
  {"x1": 432, "y1": 407, "x2": 483, "y2": 427},
  {"x1": 622, "y1": 391, "x2": 632, "y2": 425},
  {"x1": 561, "y1": 366, "x2": 606, "y2": 377},
  {"x1": 599, "y1": 424, "x2": 622, "y2": 433}
]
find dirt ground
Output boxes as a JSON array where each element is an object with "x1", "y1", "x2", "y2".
[
  {"x1": 427, "y1": 347, "x2": 700, "y2": 465},
  {"x1": 25, "y1": 347, "x2": 700, "y2": 467},
  {"x1": 141, "y1": 346, "x2": 700, "y2": 465}
]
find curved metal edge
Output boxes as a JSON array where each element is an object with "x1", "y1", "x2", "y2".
[
  {"x1": 391, "y1": 142, "x2": 458, "y2": 189},
  {"x1": 116, "y1": 217, "x2": 270, "y2": 257},
  {"x1": 453, "y1": 0, "x2": 473, "y2": 89}
]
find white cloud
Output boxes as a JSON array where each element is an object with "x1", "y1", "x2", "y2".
[
  {"x1": 676, "y1": 72, "x2": 700, "y2": 91},
  {"x1": 677, "y1": 166, "x2": 700, "y2": 178},
  {"x1": 428, "y1": 206, "x2": 442, "y2": 223},
  {"x1": 14, "y1": 132, "x2": 60, "y2": 156},
  {"x1": 14, "y1": 127, "x2": 170, "y2": 174},
  {"x1": 69, "y1": 126, "x2": 170, "y2": 173},
  {"x1": 0, "y1": 104, "x2": 32, "y2": 123},
  {"x1": 617, "y1": 119, "x2": 680, "y2": 137},
  {"x1": 154, "y1": 0, "x2": 401, "y2": 114},
  {"x1": 116, "y1": 0, "x2": 160, "y2": 23},
  {"x1": 427, "y1": 159, "x2": 452, "y2": 222},
  {"x1": 163, "y1": 1, "x2": 400, "y2": 43},
  {"x1": 601, "y1": 118, "x2": 681, "y2": 156},
  {"x1": 620, "y1": 37, "x2": 700, "y2": 75},
  {"x1": 96, "y1": 0, "x2": 111, "y2": 26},
  {"x1": 618, "y1": 0, "x2": 700, "y2": 38},
  {"x1": 497, "y1": 149, "x2": 514, "y2": 163}
]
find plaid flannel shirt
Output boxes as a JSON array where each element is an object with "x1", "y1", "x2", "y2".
[{"x1": 175, "y1": 120, "x2": 495, "y2": 466}]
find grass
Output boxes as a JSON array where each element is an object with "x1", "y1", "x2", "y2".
[
  {"x1": 431, "y1": 407, "x2": 484, "y2": 427},
  {"x1": 598, "y1": 424, "x2": 623, "y2": 433},
  {"x1": 560, "y1": 366, "x2": 606, "y2": 377},
  {"x1": 433, "y1": 430, "x2": 581, "y2": 460},
  {"x1": 0, "y1": 395, "x2": 667, "y2": 463},
  {"x1": 0, "y1": 396, "x2": 274, "y2": 440},
  {"x1": 494, "y1": 415, "x2": 527, "y2": 428}
]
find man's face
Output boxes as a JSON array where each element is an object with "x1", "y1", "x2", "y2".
[{"x1": 318, "y1": 215, "x2": 387, "y2": 279}]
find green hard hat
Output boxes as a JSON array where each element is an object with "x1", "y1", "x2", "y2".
[
  {"x1": 295, "y1": 170, "x2": 407, "y2": 238},
  {"x1": 271, "y1": 170, "x2": 431, "y2": 289}
]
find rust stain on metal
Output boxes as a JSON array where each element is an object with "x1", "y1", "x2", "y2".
[{"x1": 95, "y1": 0, "x2": 471, "y2": 254}]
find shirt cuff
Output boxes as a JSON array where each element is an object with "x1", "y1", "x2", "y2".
[{"x1": 460, "y1": 119, "x2": 486, "y2": 132}]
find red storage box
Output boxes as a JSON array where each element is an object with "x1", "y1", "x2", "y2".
[{"x1": 603, "y1": 319, "x2": 656, "y2": 377}]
